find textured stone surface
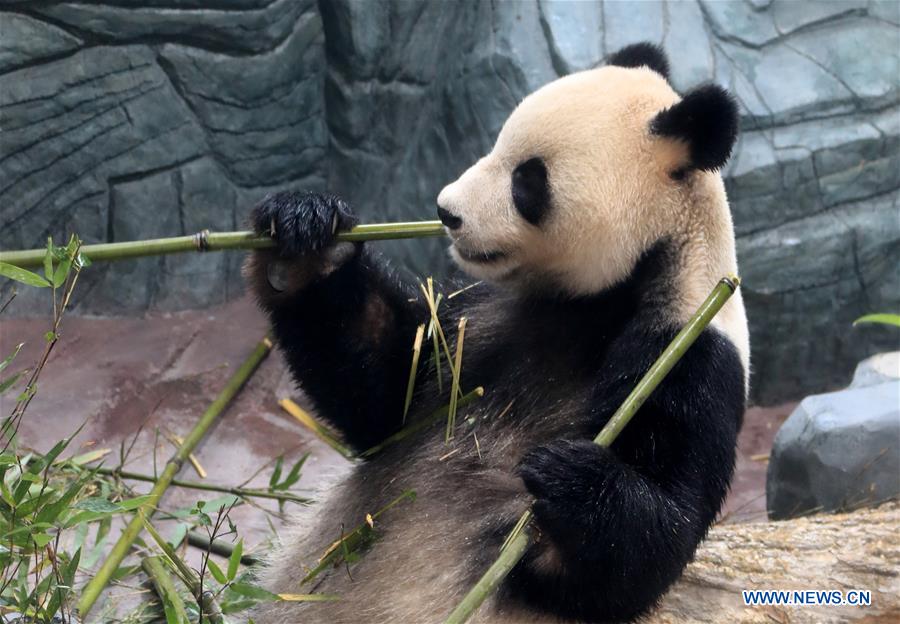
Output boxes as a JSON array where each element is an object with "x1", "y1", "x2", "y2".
[
  {"x1": 766, "y1": 352, "x2": 900, "y2": 520},
  {"x1": 1, "y1": 0, "x2": 898, "y2": 402}
]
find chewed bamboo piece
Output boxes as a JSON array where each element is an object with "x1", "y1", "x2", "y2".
[
  {"x1": 403, "y1": 324, "x2": 427, "y2": 424},
  {"x1": 164, "y1": 431, "x2": 207, "y2": 478},
  {"x1": 443, "y1": 277, "x2": 741, "y2": 624},
  {"x1": 279, "y1": 398, "x2": 355, "y2": 460},
  {"x1": 0, "y1": 221, "x2": 446, "y2": 268},
  {"x1": 445, "y1": 317, "x2": 468, "y2": 442}
]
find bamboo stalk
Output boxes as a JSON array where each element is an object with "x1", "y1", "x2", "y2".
[
  {"x1": 143, "y1": 517, "x2": 224, "y2": 624},
  {"x1": 77, "y1": 337, "x2": 272, "y2": 618},
  {"x1": 443, "y1": 277, "x2": 740, "y2": 624},
  {"x1": 142, "y1": 555, "x2": 191, "y2": 624},
  {"x1": 0, "y1": 221, "x2": 446, "y2": 268},
  {"x1": 445, "y1": 317, "x2": 467, "y2": 442},
  {"x1": 186, "y1": 531, "x2": 259, "y2": 566},
  {"x1": 278, "y1": 398, "x2": 355, "y2": 460},
  {"x1": 403, "y1": 324, "x2": 426, "y2": 424},
  {"x1": 93, "y1": 466, "x2": 312, "y2": 504}
]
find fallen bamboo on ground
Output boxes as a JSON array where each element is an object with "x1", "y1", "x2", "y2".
[
  {"x1": 77, "y1": 336, "x2": 273, "y2": 618},
  {"x1": 93, "y1": 466, "x2": 312, "y2": 504},
  {"x1": 142, "y1": 555, "x2": 191, "y2": 624},
  {"x1": 143, "y1": 517, "x2": 225, "y2": 624},
  {"x1": 0, "y1": 221, "x2": 446, "y2": 268},
  {"x1": 443, "y1": 277, "x2": 740, "y2": 624},
  {"x1": 187, "y1": 531, "x2": 259, "y2": 566}
]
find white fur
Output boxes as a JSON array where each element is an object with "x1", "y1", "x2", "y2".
[{"x1": 437, "y1": 65, "x2": 750, "y2": 385}]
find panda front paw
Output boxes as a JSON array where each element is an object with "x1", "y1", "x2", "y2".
[
  {"x1": 518, "y1": 439, "x2": 613, "y2": 549},
  {"x1": 251, "y1": 190, "x2": 358, "y2": 257}
]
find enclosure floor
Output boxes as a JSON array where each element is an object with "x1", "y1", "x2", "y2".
[{"x1": 0, "y1": 296, "x2": 791, "y2": 605}]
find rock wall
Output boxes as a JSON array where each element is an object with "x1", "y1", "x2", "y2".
[{"x1": 1, "y1": 0, "x2": 898, "y2": 403}]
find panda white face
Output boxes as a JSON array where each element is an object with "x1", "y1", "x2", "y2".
[{"x1": 436, "y1": 60, "x2": 739, "y2": 299}]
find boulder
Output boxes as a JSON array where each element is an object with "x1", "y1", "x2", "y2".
[{"x1": 766, "y1": 352, "x2": 900, "y2": 520}]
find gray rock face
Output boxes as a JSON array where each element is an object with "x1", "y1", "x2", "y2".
[
  {"x1": 766, "y1": 352, "x2": 900, "y2": 520},
  {"x1": 1, "y1": 0, "x2": 898, "y2": 403}
]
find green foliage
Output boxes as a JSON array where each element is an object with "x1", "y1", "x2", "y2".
[{"x1": 0, "y1": 436, "x2": 150, "y2": 621}]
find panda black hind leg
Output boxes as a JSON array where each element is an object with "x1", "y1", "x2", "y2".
[{"x1": 244, "y1": 190, "x2": 429, "y2": 451}]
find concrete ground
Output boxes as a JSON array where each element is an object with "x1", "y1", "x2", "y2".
[{"x1": 0, "y1": 296, "x2": 793, "y2": 613}]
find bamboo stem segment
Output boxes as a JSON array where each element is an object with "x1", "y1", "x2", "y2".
[
  {"x1": 0, "y1": 222, "x2": 446, "y2": 269},
  {"x1": 443, "y1": 277, "x2": 740, "y2": 624},
  {"x1": 142, "y1": 555, "x2": 191, "y2": 624},
  {"x1": 76, "y1": 337, "x2": 272, "y2": 618}
]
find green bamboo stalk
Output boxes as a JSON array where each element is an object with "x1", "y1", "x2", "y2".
[
  {"x1": 443, "y1": 277, "x2": 740, "y2": 624},
  {"x1": 143, "y1": 517, "x2": 225, "y2": 624},
  {"x1": 94, "y1": 466, "x2": 312, "y2": 504},
  {"x1": 0, "y1": 221, "x2": 446, "y2": 269},
  {"x1": 142, "y1": 555, "x2": 191, "y2": 624},
  {"x1": 77, "y1": 337, "x2": 272, "y2": 618}
]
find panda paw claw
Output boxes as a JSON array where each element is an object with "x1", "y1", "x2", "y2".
[
  {"x1": 518, "y1": 439, "x2": 612, "y2": 542},
  {"x1": 251, "y1": 190, "x2": 357, "y2": 257}
]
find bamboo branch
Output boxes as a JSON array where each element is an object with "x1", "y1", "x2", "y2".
[
  {"x1": 93, "y1": 466, "x2": 312, "y2": 504},
  {"x1": 443, "y1": 277, "x2": 740, "y2": 624},
  {"x1": 141, "y1": 555, "x2": 191, "y2": 624},
  {"x1": 76, "y1": 337, "x2": 272, "y2": 618},
  {"x1": 0, "y1": 221, "x2": 446, "y2": 268}
]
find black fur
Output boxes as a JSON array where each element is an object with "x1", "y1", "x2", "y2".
[
  {"x1": 512, "y1": 157, "x2": 550, "y2": 225},
  {"x1": 249, "y1": 191, "x2": 426, "y2": 450},
  {"x1": 650, "y1": 84, "x2": 740, "y2": 173},
  {"x1": 248, "y1": 192, "x2": 745, "y2": 622},
  {"x1": 606, "y1": 42, "x2": 670, "y2": 80},
  {"x1": 251, "y1": 190, "x2": 358, "y2": 255}
]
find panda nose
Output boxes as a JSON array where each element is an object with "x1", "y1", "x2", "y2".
[{"x1": 437, "y1": 206, "x2": 463, "y2": 230}]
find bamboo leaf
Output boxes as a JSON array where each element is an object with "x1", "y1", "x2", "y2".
[
  {"x1": 229, "y1": 582, "x2": 280, "y2": 601},
  {"x1": 52, "y1": 257, "x2": 71, "y2": 288},
  {"x1": 0, "y1": 343, "x2": 23, "y2": 374},
  {"x1": 854, "y1": 313, "x2": 900, "y2": 327},
  {"x1": 227, "y1": 539, "x2": 243, "y2": 581},
  {"x1": 43, "y1": 240, "x2": 54, "y2": 282},
  {"x1": 0, "y1": 262, "x2": 50, "y2": 287},
  {"x1": 269, "y1": 455, "x2": 283, "y2": 489},
  {"x1": 207, "y1": 559, "x2": 228, "y2": 585},
  {"x1": 275, "y1": 453, "x2": 308, "y2": 491},
  {"x1": 0, "y1": 371, "x2": 25, "y2": 395}
]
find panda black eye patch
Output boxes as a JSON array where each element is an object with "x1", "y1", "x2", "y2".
[{"x1": 512, "y1": 157, "x2": 550, "y2": 226}]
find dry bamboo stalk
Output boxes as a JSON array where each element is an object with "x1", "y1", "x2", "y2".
[
  {"x1": 403, "y1": 324, "x2": 427, "y2": 424},
  {"x1": 278, "y1": 398, "x2": 355, "y2": 460}
]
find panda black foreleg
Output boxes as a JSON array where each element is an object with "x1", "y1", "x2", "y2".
[
  {"x1": 514, "y1": 438, "x2": 707, "y2": 622},
  {"x1": 244, "y1": 191, "x2": 429, "y2": 451}
]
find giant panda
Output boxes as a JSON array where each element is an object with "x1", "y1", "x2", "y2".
[{"x1": 245, "y1": 42, "x2": 749, "y2": 623}]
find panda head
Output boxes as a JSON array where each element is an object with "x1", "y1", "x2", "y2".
[{"x1": 436, "y1": 43, "x2": 740, "y2": 299}]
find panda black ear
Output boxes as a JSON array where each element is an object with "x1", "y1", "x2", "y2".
[
  {"x1": 650, "y1": 84, "x2": 739, "y2": 173},
  {"x1": 606, "y1": 42, "x2": 670, "y2": 80}
]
